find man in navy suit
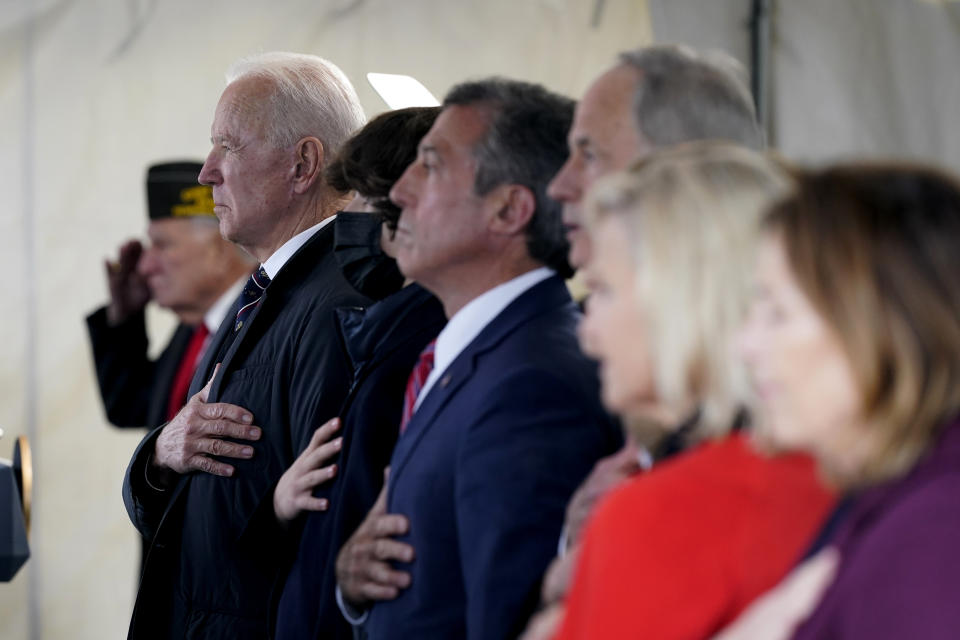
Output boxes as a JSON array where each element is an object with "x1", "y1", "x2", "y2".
[{"x1": 335, "y1": 79, "x2": 621, "y2": 639}]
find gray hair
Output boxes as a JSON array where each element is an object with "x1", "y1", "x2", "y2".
[
  {"x1": 443, "y1": 78, "x2": 575, "y2": 277},
  {"x1": 619, "y1": 45, "x2": 764, "y2": 150},
  {"x1": 225, "y1": 52, "x2": 366, "y2": 162}
]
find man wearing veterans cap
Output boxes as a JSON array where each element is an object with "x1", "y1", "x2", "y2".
[{"x1": 86, "y1": 161, "x2": 255, "y2": 432}]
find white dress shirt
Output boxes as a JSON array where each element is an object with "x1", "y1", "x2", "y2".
[
  {"x1": 414, "y1": 266, "x2": 554, "y2": 411},
  {"x1": 203, "y1": 276, "x2": 247, "y2": 334},
  {"x1": 336, "y1": 265, "x2": 555, "y2": 626},
  {"x1": 261, "y1": 215, "x2": 337, "y2": 280}
]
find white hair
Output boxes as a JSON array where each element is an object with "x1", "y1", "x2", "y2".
[{"x1": 226, "y1": 52, "x2": 366, "y2": 162}]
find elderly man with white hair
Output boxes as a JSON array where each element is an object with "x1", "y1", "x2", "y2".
[{"x1": 121, "y1": 52, "x2": 368, "y2": 640}]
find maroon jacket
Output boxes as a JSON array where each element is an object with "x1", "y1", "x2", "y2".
[{"x1": 793, "y1": 418, "x2": 960, "y2": 639}]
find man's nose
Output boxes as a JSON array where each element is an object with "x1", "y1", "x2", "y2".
[
  {"x1": 547, "y1": 159, "x2": 579, "y2": 204},
  {"x1": 198, "y1": 152, "x2": 220, "y2": 186},
  {"x1": 390, "y1": 168, "x2": 414, "y2": 210}
]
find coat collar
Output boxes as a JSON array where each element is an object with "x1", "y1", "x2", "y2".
[
  {"x1": 198, "y1": 223, "x2": 337, "y2": 401},
  {"x1": 336, "y1": 284, "x2": 443, "y2": 371},
  {"x1": 387, "y1": 275, "x2": 575, "y2": 485}
]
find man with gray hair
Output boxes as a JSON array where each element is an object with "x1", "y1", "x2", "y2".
[
  {"x1": 122, "y1": 52, "x2": 369, "y2": 639},
  {"x1": 550, "y1": 43, "x2": 762, "y2": 270},
  {"x1": 548, "y1": 42, "x2": 764, "y2": 548},
  {"x1": 522, "y1": 44, "x2": 765, "y2": 639}
]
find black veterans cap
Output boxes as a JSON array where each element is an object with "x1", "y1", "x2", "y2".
[{"x1": 146, "y1": 161, "x2": 216, "y2": 220}]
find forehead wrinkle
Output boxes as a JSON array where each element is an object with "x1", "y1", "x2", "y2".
[{"x1": 215, "y1": 79, "x2": 271, "y2": 142}]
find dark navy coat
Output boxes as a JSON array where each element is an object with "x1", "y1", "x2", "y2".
[
  {"x1": 122, "y1": 222, "x2": 369, "y2": 639},
  {"x1": 274, "y1": 282, "x2": 446, "y2": 640},
  {"x1": 363, "y1": 275, "x2": 622, "y2": 640}
]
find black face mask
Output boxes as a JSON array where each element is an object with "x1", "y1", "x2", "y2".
[{"x1": 333, "y1": 211, "x2": 405, "y2": 301}]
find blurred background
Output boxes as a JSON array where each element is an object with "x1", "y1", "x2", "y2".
[{"x1": 1, "y1": 0, "x2": 957, "y2": 637}]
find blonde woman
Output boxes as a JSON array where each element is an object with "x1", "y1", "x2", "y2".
[
  {"x1": 528, "y1": 143, "x2": 834, "y2": 640},
  {"x1": 719, "y1": 163, "x2": 960, "y2": 639}
]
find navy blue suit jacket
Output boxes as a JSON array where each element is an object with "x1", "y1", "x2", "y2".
[{"x1": 363, "y1": 275, "x2": 621, "y2": 640}]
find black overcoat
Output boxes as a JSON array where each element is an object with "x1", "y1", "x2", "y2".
[{"x1": 122, "y1": 222, "x2": 370, "y2": 639}]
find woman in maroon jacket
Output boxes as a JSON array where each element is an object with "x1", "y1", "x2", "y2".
[{"x1": 723, "y1": 163, "x2": 960, "y2": 639}]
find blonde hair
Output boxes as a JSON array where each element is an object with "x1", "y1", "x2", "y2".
[
  {"x1": 765, "y1": 163, "x2": 960, "y2": 487},
  {"x1": 586, "y1": 141, "x2": 791, "y2": 439}
]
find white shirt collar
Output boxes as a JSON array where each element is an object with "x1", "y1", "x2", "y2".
[
  {"x1": 202, "y1": 276, "x2": 247, "y2": 333},
  {"x1": 415, "y1": 266, "x2": 554, "y2": 410},
  {"x1": 260, "y1": 215, "x2": 337, "y2": 280}
]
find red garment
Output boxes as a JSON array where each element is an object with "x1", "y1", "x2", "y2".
[
  {"x1": 165, "y1": 324, "x2": 209, "y2": 421},
  {"x1": 399, "y1": 339, "x2": 436, "y2": 434},
  {"x1": 554, "y1": 434, "x2": 834, "y2": 640}
]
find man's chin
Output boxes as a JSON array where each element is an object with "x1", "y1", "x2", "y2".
[
  {"x1": 219, "y1": 220, "x2": 240, "y2": 243},
  {"x1": 151, "y1": 295, "x2": 177, "y2": 312}
]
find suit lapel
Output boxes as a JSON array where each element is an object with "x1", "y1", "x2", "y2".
[
  {"x1": 388, "y1": 353, "x2": 476, "y2": 483},
  {"x1": 199, "y1": 223, "x2": 337, "y2": 402},
  {"x1": 206, "y1": 296, "x2": 268, "y2": 401},
  {"x1": 388, "y1": 275, "x2": 574, "y2": 485}
]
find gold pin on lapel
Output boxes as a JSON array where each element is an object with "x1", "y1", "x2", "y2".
[{"x1": 440, "y1": 374, "x2": 452, "y2": 388}]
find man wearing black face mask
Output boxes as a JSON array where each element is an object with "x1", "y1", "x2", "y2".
[{"x1": 270, "y1": 106, "x2": 446, "y2": 640}]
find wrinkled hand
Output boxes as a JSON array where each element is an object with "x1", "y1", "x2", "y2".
[
  {"x1": 273, "y1": 418, "x2": 343, "y2": 526},
  {"x1": 105, "y1": 239, "x2": 151, "y2": 325},
  {"x1": 519, "y1": 603, "x2": 566, "y2": 640},
  {"x1": 152, "y1": 365, "x2": 261, "y2": 479},
  {"x1": 563, "y1": 440, "x2": 643, "y2": 548},
  {"x1": 336, "y1": 469, "x2": 414, "y2": 608}
]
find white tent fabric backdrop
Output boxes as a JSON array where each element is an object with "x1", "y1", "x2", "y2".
[
  {"x1": 1, "y1": 0, "x2": 957, "y2": 637},
  {"x1": 650, "y1": 0, "x2": 960, "y2": 169}
]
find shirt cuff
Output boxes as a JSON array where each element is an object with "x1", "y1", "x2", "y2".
[{"x1": 336, "y1": 584, "x2": 370, "y2": 626}]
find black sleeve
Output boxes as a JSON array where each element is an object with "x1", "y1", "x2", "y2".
[{"x1": 85, "y1": 307, "x2": 157, "y2": 428}]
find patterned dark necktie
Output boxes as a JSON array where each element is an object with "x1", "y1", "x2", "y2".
[
  {"x1": 235, "y1": 266, "x2": 271, "y2": 332},
  {"x1": 399, "y1": 339, "x2": 437, "y2": 435}
]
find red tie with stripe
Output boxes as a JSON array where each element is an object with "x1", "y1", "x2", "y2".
[
  {"x1": 166, "y1": 323, "x2": 211, "y2": 420},
  {"x1": 399, "y1": 339, "x2": 436, "y2": 435}
]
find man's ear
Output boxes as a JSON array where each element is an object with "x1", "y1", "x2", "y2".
[
  {"x1": 292, "y1": 137, "x2": 325, "y2": 194},
  {"x1": 488, "y1": 184, "x2": 536, "y2": 236}
]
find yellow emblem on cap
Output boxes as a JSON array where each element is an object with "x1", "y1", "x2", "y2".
[{"x1": 172, "y1": 185, "x2": 216, "y2": 217}]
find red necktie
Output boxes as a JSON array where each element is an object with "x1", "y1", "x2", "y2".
[
  {"x1": 399, "y1": 339, "x2": 436, "y2": 435},
  {"x1": 166, "y1": 324, "x2": 210, "y2": 421}
]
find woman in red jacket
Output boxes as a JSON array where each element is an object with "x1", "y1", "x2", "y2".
[{"x1": 523, "y1": 142, "x2": 834, "y2": 640}]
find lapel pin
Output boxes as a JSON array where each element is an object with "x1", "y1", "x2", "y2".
[{"x1": 440, "y1": 374, "x2": 452, "y2": 388}]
